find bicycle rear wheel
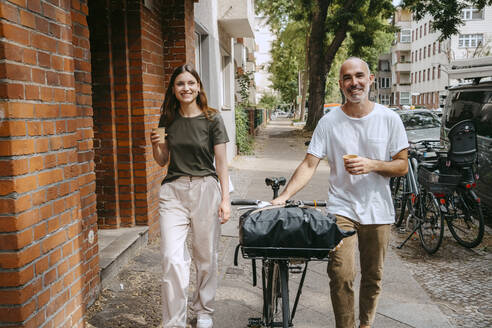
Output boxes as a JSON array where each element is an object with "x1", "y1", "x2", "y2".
[
  {"x1": 417, "y1": 191, "x2": 444, "y2": 254},
  {"x1": 446, "y1": 189, "x2": 484, "y2": 248}
]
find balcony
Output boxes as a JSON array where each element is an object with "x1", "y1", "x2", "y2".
[
  {"x1": 218, "y1": 0, "x2": 254, "y2": 38},
  {"x1": 391, "y1": 42, "x2": 411, "y2": 52},
  {"x1": 394, "y1": 62, "x2": 411, "y2": 72}
]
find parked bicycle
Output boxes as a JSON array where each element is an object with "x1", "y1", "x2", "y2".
[
  {"x1": 392, "y1": 120, "x2": 484, "y2": 253},
  {"x1": 231, "y1": 177, "x2": 353, "y2": 328},
  {"x1": 393, "y1": 139, "x2": 446, "y2": 254}
]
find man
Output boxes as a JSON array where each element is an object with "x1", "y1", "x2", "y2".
[{"x1": 272, "y1": 57, "x2": 408, "y2": 328}]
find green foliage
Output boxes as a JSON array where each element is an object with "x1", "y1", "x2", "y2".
[
  {"x1": 402, "y1": 0, "x2": 492, "y2": 41},
  {"x1": 236, "y1": 71, "x2": 254, "y2": 106},
  {"x1": 234, "y1": 104, "x2": 254, "y2": 154},
  {"x1": 258, "y1": 92, "x2": 280, "y2": 111},
  {"x1": 235, "y1": 71, "x2": 254, "y2": 154}
]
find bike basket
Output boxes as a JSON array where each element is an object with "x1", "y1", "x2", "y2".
[
  {"x1": 417, "y1": 167, "x2": 461, "y2": 193},
  {"x1": 239, "y1": 206, "x2": 355, "y2": 259}
]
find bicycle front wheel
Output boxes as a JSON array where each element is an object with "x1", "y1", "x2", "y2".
[
  {"x1": 417, "y1": 191, "x2": 444, "y2": 254},
  {"x1": 264, "y1": 261, "x2": 280, "y2": 327},
  {"x1": 446, "y1": 189, "x2": 484, "y2": 248},
  {"x1": 392, "y1": 176, "x2": 407, "y2": 227},
  {"x1": 279, "y1": 261, "x2": 290, "y2": 328}
]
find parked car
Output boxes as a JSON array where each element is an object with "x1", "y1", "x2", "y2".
[
  {"x1": 396, "y1": 109, "x2": 441, "y2": 143},
  {"x1": 441, "y1": 81, "x2": 492, "y2": 214}
]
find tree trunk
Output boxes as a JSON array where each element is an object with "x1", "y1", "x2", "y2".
[
  {"x1": 305, "y1": 0, "x2": 330, "y2": 131},
  {"x1": 305, "y1": 0, "x2": 356, "y2": 131},
  {"x1": 299, "y1": 24, "x2": 310, "y2": 122}
]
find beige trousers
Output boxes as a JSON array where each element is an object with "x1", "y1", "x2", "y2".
[
  {"x1": 159, "y1": 176, "x2": 222, "y2": 328},
  {"x1": 327, "y1": 215, "x2": 390, "y2": 328}
]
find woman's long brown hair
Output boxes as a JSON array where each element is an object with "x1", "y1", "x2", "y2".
[{"x1": 158, "y1": 64, "x2": 217, "y2": 127}]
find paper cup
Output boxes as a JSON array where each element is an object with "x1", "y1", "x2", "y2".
[
  {"x1": 153, "y1": 127, "x2": 166, "y2": 144},
  {"x1": 343, "y1": 154, "x2": 358, "y2": 161}
]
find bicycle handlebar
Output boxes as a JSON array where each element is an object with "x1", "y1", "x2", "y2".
[
  {"x1": 231, "y1": 199, "x2": 327, "y2": 207},
  {"x1": 231, "y1": 199, "x2": 260, "y2": 206}
]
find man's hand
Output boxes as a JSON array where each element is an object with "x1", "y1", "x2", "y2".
[
  {"x1": 344, "y1": 156, "x2": 375, "y2": 175},
  {"x1": 271, "y1": 195, "x2": 288, "y2": 205}
]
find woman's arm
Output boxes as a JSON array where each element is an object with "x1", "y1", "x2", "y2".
[
  {"x1": 150, "y1": 130, "x2": 170, "y2": 166},
  {"x1": 214, "y1": 143, "x2": 230, "y2": 224}
]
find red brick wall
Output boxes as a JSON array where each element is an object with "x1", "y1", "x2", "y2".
[
  {"x1": 162, "y1": 0, "x2": 196, "y2": 84},
  {"x1": 0, "y1": 0, "x2": 98, "y2": 327},
  {"x1": 90, "y1": 0, "x2": 195, "y2": 238}
]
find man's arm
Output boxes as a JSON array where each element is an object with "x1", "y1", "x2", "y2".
[
  {"x1": 344, "y1": 148, "x2": 408, "y2": 177},
  {"x1": 271, "y1": 153, "x2": 321, "y2": 204}
]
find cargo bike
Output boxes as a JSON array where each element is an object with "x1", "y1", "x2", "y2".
[{"x1": 231, "y1": 177, "x2": 354, "y2": 328}]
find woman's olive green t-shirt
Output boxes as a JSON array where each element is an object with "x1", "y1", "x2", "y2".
[{"x1": 160, "y1": 113, "x2": 229, "y2": 183}]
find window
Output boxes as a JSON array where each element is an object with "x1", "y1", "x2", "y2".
[
  {"x1": 400, "y1": 29, "x2": 411, "y2": 43},
  {"x1": 438, "y1": 41, "x2": 441, "y2": 53},
  {"x1": 423, "y1": 69, "x2": 426, "y2": 81},
  {"x1": 445, "y1": 89, "x2": 492, "y2": 138},
  {"x1": 429, "y1": 21, "x2": 433, "y2": 33},
  {"x1": 379, "y1": 77, "x2": 390, "y2": 88},
  {"x1": 419, "y1": 26, "x2": 422, "y2": 38},
  {"x1": 461, "y1": 7, "x2": 484, "y2": 20},
  {"x1": 427, "y1": 68, "x2": 430, "y2": 81},
  {"x1": 400, "y1": 92, "x2": 410, "y2": 105},
  {"x1": 424, "y1": 23, "x2": 427, "y2": 36},
  {"x1": 379, "y1": 94, "x2": 390, "y2": 105},
  {"x1": 412, "y1": 30, "x2": 414, "y2": 42},
  {"x1": 459, "y1": 34, "x2": 483, "y2": 48},
  {"x1": 423, "y1": 47, "x2": 426, "y2": 59},
  {"x1": 221, "y1": 54, "x2": 232, "y2": 109},
  {"x1": 419, "y1": 71, "x2": 421, "y2": 82},
  {"x1": 400, "y1": 55, "x2": 406, "y2": 63},
  {"x1": 433, "y1": 42, "x2": 436, "y2": 55},
  {"x1": 379, "y1": 60, "x2": 390, "y2": 71},
  {"x1": 428, "y1": 45, "x2": 431, "y2": 57},
  {"x1": 432, "y1": 67, "x2": 435, "y2": 80},
  {"x1": 438, "y1": 65, "x2": 441, "y2": 78},
  {"x1": 419, "y1": 48, "x2": 422, "y2": 60}
]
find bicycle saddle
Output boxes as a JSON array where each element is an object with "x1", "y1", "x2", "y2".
[{"x1": 265, "y1": 177, "x2": 286, "y2": 187}]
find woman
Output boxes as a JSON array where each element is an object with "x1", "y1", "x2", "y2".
[{"x1": 151, "y1": 64, "x2": 230, "y2": 328}]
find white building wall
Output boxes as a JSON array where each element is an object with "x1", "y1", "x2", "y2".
[
  {"x1": 410, "y1": 6, "x2": 492, "y2": 108},
  {"x1": 194, "y1": 0, "x2": 238, "y2": 163}
]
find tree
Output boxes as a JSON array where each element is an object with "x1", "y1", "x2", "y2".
[
  {"x1": 402, "y1": 0, "x2": 492, "y2": 41},
  {"x1": 257, "y1": 0, "x2": 394, "y2": 130},
  {"x1": 258, "y1": 92, "x2": 280, "y2": 111},
  {"x1": 304, "y1": 0, "x2": 394, "y2": 130}
]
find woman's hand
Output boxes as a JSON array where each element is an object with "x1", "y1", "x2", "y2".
[
  {"x1": 218, "y1": 199, "x2": 231, "y2": 224},
  {"x1": 150, "y1": 130, "x2": 163, "y2": 147}
]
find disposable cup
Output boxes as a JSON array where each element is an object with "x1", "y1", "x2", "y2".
[
  {"x1": 153, "y1": 127, "x2": 166, "y2": 144},
  {"x1": 343, "y1": 154, "x2": 358, "y2": 161}
]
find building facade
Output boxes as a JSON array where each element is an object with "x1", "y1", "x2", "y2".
[
  {"x1": 0, "y1": 1, "x2": 254, "y2": 327},
  {"x1": 378, "y1": 5, "x2": 492, "y2": 109}
]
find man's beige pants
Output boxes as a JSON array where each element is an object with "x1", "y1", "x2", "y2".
[
  {"x1": 159, "y1": 176, "x2": 222, "y2": 328},
  {"x1": 328, "y1": 215, "x2": 390, "y2": 328}
]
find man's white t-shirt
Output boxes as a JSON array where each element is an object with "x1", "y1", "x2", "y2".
[{"x1": 307, "y1": 104, "x2": 408, "y2": 224}]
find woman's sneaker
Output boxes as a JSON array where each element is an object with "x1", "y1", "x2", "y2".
[{"x1": 196, "y1": 317, "x2": 213, "y2": 328}]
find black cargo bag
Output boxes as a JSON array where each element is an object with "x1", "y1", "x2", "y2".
[{"x1": 239, "y1": 206, "x2": 355, "y2": 259}]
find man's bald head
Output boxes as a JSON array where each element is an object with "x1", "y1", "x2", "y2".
[{"x1": 339, "y1": 57, "x2": 371, "y2": 79}]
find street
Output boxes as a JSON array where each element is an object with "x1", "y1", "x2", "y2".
[{"x1": 85, "y1": 119, "x2": 491, "y2": 328}]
